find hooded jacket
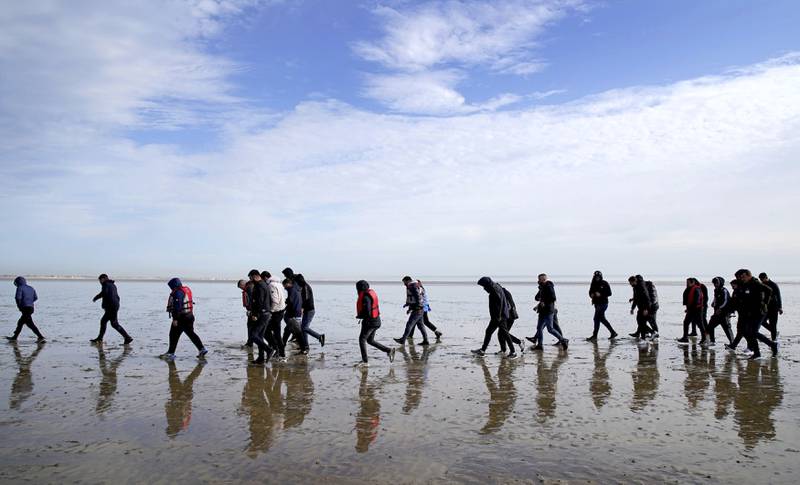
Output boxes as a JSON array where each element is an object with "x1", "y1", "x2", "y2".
[
  {"x1": 356, "y1": 280, "x2": 380, "y2": 322},
  {"x1": 250, "y1": 279, "x2": 270, "y2": 316},
  {"x1": 267, "y1": 277, "x2": 286, "y2": 313},
  {"x1": 95, "y1": 279, "x2": 120, "y2": 311},
  {"x1": 167, "y1": 278, "x2": 191, "y2": 316},
  {"x1": 535, "y1": 280, "x2": 557, "y2": 315},
  {"x1": 405, "y1": 281, "x2": 424, "y2": 312},
  {"x1": 630, "y1": 281, "x2": 651, "y2": 313},
  {"x1": 711, "y1": 277, "x2": 730, "y2": 312},
  {"x1": 14, "y1": 276, "x2": 37, "y2": 309},
  {"x1": 477, "y1": 277, "x2": 510, "y2": 322},
  {"x1": 645, "y1": 281, "x2": 659, "y2": 310},
  {"x1": 763, "y1": 279, "x2": 782, "y2": 311},
  {"x1": 284, "y1": 283, "x2": 303, "y2": 318},
  {"x1": 589, "y1": 272, "x2": 612, "y2": 305},
  {"x1": 294, "y1": 274, "x2": 315, "y2": 312},
  {"x1": 738, "y1": 277, "x2": 770, "y2": 319}
]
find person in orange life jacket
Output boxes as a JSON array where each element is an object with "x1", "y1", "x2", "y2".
[
  {"x1": 677, "y1": 278, "x2": 708, "y2": 345},
  {"x1": 7, "y1": 277, "x2": 45, "y2": 342},
  {"x1": 628, "y1": 275, "x2": 653, "y2": 339},
  {"x1": 394, "y1": 276, "x2": 429, "y2": 346},
  {"x1": 356, "y1": 280, "x2": 395, "y2": 364},
  {"x1": 282, "y1": 278, "x2": 307, "y2": 355},
  {"x1": 238, "y1": 279, "x2": 255, "y2": 349},
  {"x1": 91, "y1": 274, "x2": 133, "y2": 344},
  {"x1": 247, "y1": 270, "x2": 274, "y2": 365},
  {"x1": 758, "y1": 272, "x2": 783, "y2": 341},
  {"x1": 408, "y1": 280, "x2": 443, "y2": 341},
  {"x1": 160, "y1": 278, "x2": 207, "y2": 361},
  {"x1": 707, "y1": 276, "x2": 734, "y2": 345}
]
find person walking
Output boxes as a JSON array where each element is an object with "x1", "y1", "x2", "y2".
[
  {"x1": 7, "y1": 277, "x2": 45, "y2": 342},
  {"x1": 409, "y1": 280, "x2": 443, "y2": 341},
  {"x1": 532, "y1": 274, "x2": 568, "y2": 350},
  {"x1": 355, "y1": 280, "x2": 395, "y2": 365},
  {"x1": 90, "y1": 274, "x2": 133, "y2": 344},
  {"x1": 282, "y1": 278, "x2": 307, "y2": 354},
  {"x1": 758, "y1": 273, "x2": 783, "y2": 341},
  {"x1": 586, "y1": 271, "x2": 617, "y2": 341},
  {"x1": 238, "y1": 279, "x2": 254, "y2": 349},
  {"x1": 265, "y1": 272, "x2": 287, "y2": 362},
  {"x1": 394, "y1": 276, "x2": 429, "y2": 346},
  {"x1": 707, "y1": 276, "x2": 734, "y2": 345},
  {"x1": 160, "y1": 278, "x2": 207, "y2": 361},
  {"x1": 678, "y1": 278, "x2": 708, "y2": 345},
  {"x1": 295, "y1": 274, "x2": 325, "y2": 348},
  {"x1": 247, "y1": 270, "x2": 274, "y2": 365},
  {"x1": 472, "y1": 277, "x2": 518, "y2": 358},
  {"x1": 628, "y1": 276, "x2": 653, "y2": 340},
  {"x1": 735, "y1": 269, "x2": 778, "y2": 360}
]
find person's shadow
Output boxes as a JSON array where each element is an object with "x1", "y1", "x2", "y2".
[
  {"x1": 682, "y1": 343, "x2": 711, "y2": 410},
  {"x1": 95, "y1": 343, "x2": 131, "y2": 415},
  {"x1": 630, "y1": 342, "x2": 659, "y2": 412},
  {"x1": 283, "y1": 361, "x2": 315, "y2": 430},
  {"x1": 535, "y1": 349, "x2": 568, "y2": 423},
  {"x1": 164, "y1": 360, "x2": 205, "y2": 438},
  {"x1": 590, "y1": 340, "x2": 617, "y2": 410},
  {"x1": 478, "y1": 357, "x2": 518, "y2": 434},
  {"x1": 9, "y1": 341, "x2": 45, "y2": 410},
  {"x1": 355, "y1": 366, "x2": 394, "y2": 453},
  {"x1": 239, "y1": 364, "x2": 283, "y2": 457},
  {"x1": 734, "y1": 357, "x2": 783, "y2": 450},
  {"x1": 399, "y1": 343, "x2": 436, "y2": 414}
]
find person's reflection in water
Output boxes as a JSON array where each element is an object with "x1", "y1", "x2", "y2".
[
  {"x1": 355, "y1": 366, "x2": 393, "y2": 453},
  {"x1": 535, "y1": 349, "x2": 567, "y2": 423},
  {"x1": 399, "y1": 342, "x2": 436, "y2": 414},
  {"x1": 734, "y1": 358, "x2": 783, "y2": 450},
  {"x1": 95, "y1": 343, "x2": 131, "y2": 415},
  {"x1": 479, "y1": 357, "x2": 518, "y2": 434},
  {"x1": 284, "y1": 361, "x2": 315, "y2": 429},
  {"x1": 240, "y1": 364, "x2": 282, "y2": 456},
  {"x1": 631, "y1": 342, "x2": 659, "y2": 412},
  {"x1": 682, "y1": 343, "x2": 711, "y2": 410},
  {"x1": 711, "y1": 350, "x2": 736, "y2": 420},
  {"x1": 165, "y1": 360, "x2": 205, "y2": 438},
  {"x1": 590, "y1": 340, "x2": 617, "y2": 410},
  {"x1": 9, "y1": 341, "x2": 45, "y2": 410}
]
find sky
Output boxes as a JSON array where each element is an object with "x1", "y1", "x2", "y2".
[{"x1": 1, "y1": 0, "x2": 799, "y2": 280}]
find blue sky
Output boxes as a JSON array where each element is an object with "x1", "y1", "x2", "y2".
[{"x1": 1, "y1": 0, "x2": 799, "y2": 279}]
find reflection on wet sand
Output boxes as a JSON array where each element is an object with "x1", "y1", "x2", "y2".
[
  {"x1": 240, "y1": 365, "x2": 285, "y2": 456},
  {"x1": 165, "y1": 360, "x2": 205, "y2": 438},
  {"x1": 631, "y1": 342, "x2": 659, "y2": 412},
  {"x1": 732, "y1": 357, "x2": 783, "y2": 450},
  {"x1": 95, "y1": 343, "x2": 131, "y2": 414},
  {"x1": 535, "y1": 349, "x2": 567, "y2": 423},
  {"x1": 590, "y1": 341, "x2": 617, "y2": 409},
  {"x1": 283, "y1": 360, "x2": 316, "y2": 430},
  {"x1": 355, "y1": 366, "x2": 393, "y2": 453},
  {"x1": 711, "y1": 351, "x2": 737, "y2": 420},
  {"x1": 478, "y1": 357, "x2": 517, "y2": 434},
  {"x1": 9, "y1": 341, "x2": 45, "y2": 410},
  {"x1": 682, "y1": 343, "x2": 711, "y2": 410},
  {"x1": 399, "y1": 343, "x2": 436, "y2": 414}
]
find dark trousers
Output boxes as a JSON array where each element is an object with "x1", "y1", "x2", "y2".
[
  {"x1": 743, "y1": 314, "x2": 774, "y2": 358},
  {"x1": 266, "y1": 311, "x2": 285, "y2": 357},
  {"x1": 359, "y1": 318, "x2": 389, "y2": 362},
  {"x1": 729, "y1": 316, "x2": 750, "y2": 350},
  {"x1": 400, "y1": 310, "x2": 427, "y2": 342},
  {"x1": 498, "y1": 318, "x2": 522, "y2": 352},
  {"x1": 249, "y1": 314, "x2": 271, "y2": 360},
  {"x1": 707, "y1": 312, "x2": 733, "y2": 344},
  {"x1": 691, "y1": 307, "x2": 708, "y2": 334},
  {"x1": 97, "y1": 309, "x2": 131, "y2": 340},
  {"x1": 648, "y1": 308, "x2": 659, "y2": 333},
  {"x1": 409, "y1": 312, "x2": 438, "y2": 338},
  {"x1": 682, "y1": 310, "x2": 706, "y2": 339},
  {"x1": 636, "y1": 309, "x2": 653, "y2": 337},
  {"x1": 283, "y1": 315, "x2": 306, "y2": 350},
  {"x1": 482, "y1": 318, "x2": 516, "y2": 351},
  {"x1": 763, "y1": 308, "x2": 779, "y2": 341},
  {"x1": 167, "y1": 314, "x2": 204, "y2": 354},
  {"x1": 592, "y1": 303, "x2": 615, "y2": 336},
  {"x1": 13, "y1": 307, "x2": 43, "y2": 339},
  {"x1": 245, "y1": 315, "x2": 253, "y2": 346}
]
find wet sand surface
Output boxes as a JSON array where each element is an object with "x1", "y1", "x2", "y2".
[{"x1": 1, "y1": 280, "x2": 799, "y2": 484}]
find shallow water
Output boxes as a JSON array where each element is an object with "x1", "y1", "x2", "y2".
[{"x1": 1, "y1": 279, "x2": 799, "y2": 483}]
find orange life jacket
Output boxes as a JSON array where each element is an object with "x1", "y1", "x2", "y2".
[
  {"x1": 167, "y1": 286, "x2": 194, "y2": 315},
  {"x1": 357, "y1": 289, "x2": 380, "y2": 319}
]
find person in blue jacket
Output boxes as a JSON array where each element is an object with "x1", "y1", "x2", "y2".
[
  {"x1": 90, "y1": 274, "x2": 133, "y2": 344},
  {"x1": 161, "y1": 278, "x2": 207, "y2": 361},
  {"x1": 7, "y1": 277, "x2": 45, "y2": 342}
]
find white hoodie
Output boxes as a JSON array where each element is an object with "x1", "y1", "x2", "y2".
[{"x1": 268, "y1": 277, "x2": 286, "y2": 312}]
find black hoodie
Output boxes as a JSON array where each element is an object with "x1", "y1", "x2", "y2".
[
  {"x1": 294, "y1": 274, "x2": 315, "y2": 311},
  {"x1": 589, "y1": 272, "x2": 612, "y2": 305},
  {"x1": 477, "y1": 277, "x2": 509, "y2": 322},
  {"x1": 535, "y1": 281, "x2": 557, "y2": 315},
  {"x1": 95, "y1": 279, "x2": 120, "y2": 311}
]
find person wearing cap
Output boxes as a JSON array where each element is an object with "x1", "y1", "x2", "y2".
[
  {"x1": 586, "y1": 271, "x2": 617, "y2": 341},
  {"x1": 90, "y1": 274, "x2": 133, "y2": 344}
]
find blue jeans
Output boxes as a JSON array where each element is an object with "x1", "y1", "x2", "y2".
[
  {"x1": 401, "y1": 310, "x2": 427, "y2": 341},
  {"x1": 301, "y1": 310, "x2": 322, "y2": 341},
  {"x1": 535, "y1": 312, "x2": 564, "y2": 343}
]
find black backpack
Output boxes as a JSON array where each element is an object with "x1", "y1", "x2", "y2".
[{"x1": 645, "y1": 281, "x2": 659, "y2": 309}]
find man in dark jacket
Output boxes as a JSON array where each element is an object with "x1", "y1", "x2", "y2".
[
  {"x1": 587, "y1": 270, "x2": 617, "y2": 341},
  {"x1": 628, "y1": 276, "x2": 653, "y2": 340},
  {"x1": 91, "y1": 274, "x2": 133, "y2": 344},
  {"x1": 238, "y1": 279, "x2": 254, "y2": 348},
  {"x1": 295, "y1": 274, "x2": 324, "y2": 348},
  {"x1": 736, "y1": 269, "x2": 778, "y2": 359},
  {"x1": 7, "y1": 277, "x2": 45, "y2": 342},
  {"x1": 690, "y1": 282, "x2": 710, "y2": 337},
  {"x1": 678, "y1": 278, "x2": 707, "y2": 344},
  {"x1": 355, "y1": 280, "x2": 395, "y2": 364},
  {"x1": 759, "y1": 272, "x2": 783, "y2": 341},
  {"x1": 247, "y1": 270, "x2": 274, "y2": 364},
  {"x1": 532, "y1": 274, "x2": 568, "y2": 350},
  {"x1": 472, "y1": 276, "x2": 519, "y2": 358},
  {"x1": 707, "y1": 276, "x2": 734, "y2": 345},
  {"x1": 394, "y1": 276, "x2": 429, "y2": 346},
  {"x1": 283, "y1": 278, "x2": 307, "y2": 354},
  {"x1": 161, "y1": 277, "x2": 207, "y2": 361}
]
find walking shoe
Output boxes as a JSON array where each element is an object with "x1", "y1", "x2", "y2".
[
  {"x1": 160, "y1": 353, "x2": 175, "y2": 361},
  {"x1": 724, "y1": 343, "x2": 736, "y2": 351},
  {"x1": 585, "y1": 335, "x2": 597, "y2": 342},
  {"x1": 628, "y1": 332, "x2": 639, "y2": 338},
  {"x1": 688, "y1": 332, "x2": 698, "y2": 337},
  {"x1": 388, "y1": 348, "x2": 396, "y2": 363},
  {"x1": 419, "y1": 340, "x2": 430, "y2": 346},
  {"x1": 507, "y1": 352, "x2": 518, "y2": 360},
  {"x1": 531, "y1": 345, "x2": 543, "y2": 351},
  {"x1": 278, "y1": 356, "x2": 288, "y2": 363},
  {"x1": 525, "y1": 336, "x2": 537, "y2": 344},
  {"x1": 252, "y1": 357, "x2": 265, "y2": 365},
  {"x1": 518, "y1": 342, "x2": 525, "y2": 354},
  {"x1": 37, "y1": 337, "x2": 46, "y2": 343},
  {"x1": 90, "y1": 338, "x2": 102, "y2": 344},
  {"x1": 471, "y1": 349, "x2": 485, "y2": 356},
  {"x1": 320, "y1": 334, "x2": 326, "y2": 347},
  {"x1": 651, "y1": 332, "x2": 659, "y2": 339},
  {"x1": 356, "y1": 361, "x2": 370, "y2": 368},
  {"x1": 435, "y1": 331, "x2": 443, "y2": 340},
  {"x1": 551, "y1": 341, "x2": 561, "y2": 346},
  {"x1": 561, "y1": 339, "x2": 569, "y2": 350},
  {"x1": 676, "y1": 337, "x2": 689, "y2": 344},
  {"x1": 197, "y1": 348, "x2": 209, "y2": 358},
  {"x1": 494, "y1": 350, "x2": 506, "y2": 355},
  {"x1": 6, "y1": 336, "x2": 17, "y2": 341},
  {"x1": 123, "y1": 337, "x2": 134, "y2": 345},
  {"x1": 393, "y1": 338, "x2": 405, "y2": 345},
  {"x1": 609, "y1": 331, "x2": 619, "y2": 339},
  {"x1": 748, "y1": 354, "x2": 763, "y2": 360},
  {"x1": 296, "y1": 349, "x2": 309, "y2": 355}
]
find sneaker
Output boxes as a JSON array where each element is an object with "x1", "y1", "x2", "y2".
[
  {"x1": 90, "y1": 338, "x2": 102, "y2": 344},
  {"x1": 550, "y1": 341, "x2": 561, "y2": 346},
  {"x1": 388, "y1": 348, "x2": 396, "y2": 363},
  {"x1": 160, "y1": 353, "x2": 175, "y2": 361},
  {"x1": 296, "y1": 349, "x2": 309, "y2": 355},
  {"x1": 278, "y1": 356, "x2": 288, "y2": 363},
  {"x1": 609, "y1": 331, "x2": 618, "y2": 339},
  {"x1": 320, "y1": 334, "x2": 326, "y2": 347},
  {"x1": 435, "y1": 331, "x2": 443, "y2": 340},
  {"x1": 688, "y1": 332, "x2": 698, "y2": 337},
  {"x1": 419, "y1": 340, "x2": 430, "y2": 346},
  {"x1": 393, "y1": 338, "x2": 405, "y2": 345},
  {"x1": 676, "y1": 337, "x2": 689, "y2": 344},
  {"x1": 628, "y1": 332, "x2": 639, "y2": 338},
  {"x1": 494, "y1": 350, "x2": 506, "y2": 355},
  {"x1": 507, "y1": 352, "x2": 518, "y2": 360},
  {"x1": 561, "y1": 339, "x2": 569, "y2": 350},
  {"x1": 252, "y1": 357, "x2": 265, "y2": 365},
  {"x1": 531, "y1": 345, "x2": 543, "y2": 351},
  {"x1": 123, "y1": 337, "x2": 134, "y2": 345},
  {"x1": 651, "y1": 332, "x2": 659, "y2": 339},
  {"x1": 197, "y1": 348, "x2": 209, "y2": 358},
  {"x1": 36, "y1": 337, "x2": 46, "y2": 343},
  {"x1": 525, "y1": 336, "x2": 537, "y2": 344},
  {"x1": 357, "y1": 361, "x2": 370, "y2": 368},
  {"x1": 471, "y1": 349, "x2": 485, "y2": 356},
  {"x1": 724, "y1": 344, "x2": 736, "y2": 351},
  {"x1": 585, "y1": 336, "x2": 597, "y2": 342},
  {"x1": 6, "y1": 336, "x2": 17, "y2": 341}
]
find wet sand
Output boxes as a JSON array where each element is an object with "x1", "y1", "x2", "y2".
[{"x1": 1, "y1": 280, "x2": 799, "y2": 483}]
